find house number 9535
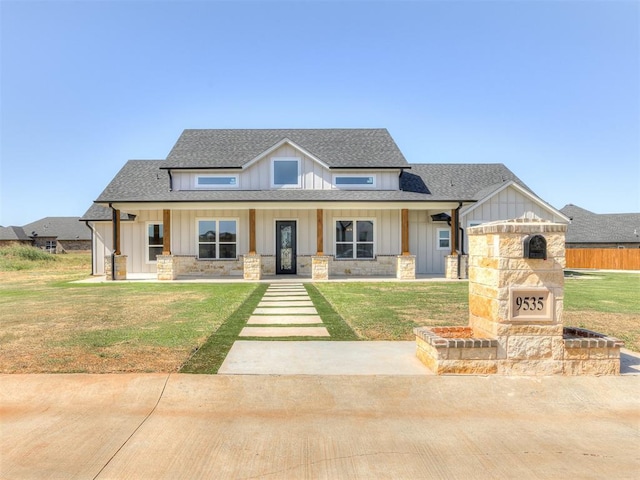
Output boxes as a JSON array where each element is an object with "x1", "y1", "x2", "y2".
[
  {"x1": 515, "y1": 296, "x2": 545, "y2": 311},
  {"x1": 509, "y1": 288, "x2": 553, "y2": 321}
]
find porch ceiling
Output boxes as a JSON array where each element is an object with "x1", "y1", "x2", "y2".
[{"x1": 106, "y1": 201, "x2": 464, "y2": 213}]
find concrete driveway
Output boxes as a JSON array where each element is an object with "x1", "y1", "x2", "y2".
[{"x1": 2, "y1": 373, "x2": 639, "y2": 479}]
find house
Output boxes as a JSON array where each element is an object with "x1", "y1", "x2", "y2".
[
  {"x1": 81, "y1": 129, "x2": 568, "y2": 280},
  {"x1": 0, "y1": 217, "x2": 91, "y2": 253},
  {"x1": 0, "y1": 226, "x2": 32, "y2": 247},
  {"x1": 560, "y1": 204, "x2": 640, "y2": 249}
]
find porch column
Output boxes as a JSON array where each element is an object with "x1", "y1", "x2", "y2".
[
  {"x1": 450, "y1": 207, "x2": 459, "y2": 255},
  {"x1": 397, "y1": 208, "x2": 415, "y2": 279},
  {"x1": 312, "y1": 208, "x2": 329, "y2": 280},
  {"x1": 109, "y1": 207, "x2": 126, "y2": 280},
  {"x1": 445, "y1": 207, "x2": 461, "y2": 279},
  {"x1": 401, "y1": 208, "x2": 410, "y2": 255},
  {"x1": 316, "y1": 208, "x2": 324, "y2": 255},
  {"x1": 249, "y1": 209, "x2": 256, "y2": 254},
  {"x1": 112, "y1": 208, "x2": 121, "y2": 255},
  {"x1": 244, "y1": 209, "x2": 261, "y2": 280},
  {"x1": 162, "y1": 209, "x2": 171, "y2": 254}
]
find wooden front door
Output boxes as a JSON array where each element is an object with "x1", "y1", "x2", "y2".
[{"x1": 276, "y1": 221, "x2": 297, "y2": 274}]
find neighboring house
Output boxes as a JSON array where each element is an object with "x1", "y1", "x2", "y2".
[
  {"x1": 0, "y1": 218, "x2": 91, "y2": 253},
  {"x1": 81, "y1": 128, "x2": 568, "y2": 280},
  {"x1": 0, "y1": 226, "x2": 32, "y2": 247},
  {"x1": 560, "y1": 204, "x2": 640, "y2": 249}
]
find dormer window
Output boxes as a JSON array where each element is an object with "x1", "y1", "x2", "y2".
[
  {"x1": 271, "y1": 157, "x2": 301, "y2": 188},
  {"x1": 196, "y1": 174, "x2": 238, "y2": 189},
  {"x1": 333, "y1": 174, "x2": 376, "y2": 189}
]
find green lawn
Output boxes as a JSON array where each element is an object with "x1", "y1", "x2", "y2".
[{"x1": 1, "y1": 247, "x2": 638, "y2": 373}]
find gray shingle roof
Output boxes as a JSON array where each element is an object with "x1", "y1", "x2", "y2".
[
  {"x1": 164, "y1": 129, "x2": 409, "y2": 169},
  {"x1": 400, "y1": 164, "x2": 531, "y2": 200},
  {"x1": 560, "y1": 204, "x2": 640, "y2": 244},
  {"x1": 0, "y1": 226, "x2": 30, "y2": 241},
  {"x1": 22, "y1": 217, "x2": 91, "y2": 240},
  {"x1": 85, "y1": 159, "x2": 532, "y2": 221}
]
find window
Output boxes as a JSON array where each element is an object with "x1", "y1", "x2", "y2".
[
  {"x1": 45, "y1": 240, "x2": 56, "y2": 253},
  {"x1": 272, "y1": 158, "x2": 300, "y2": 188},
  {"x1": 195, "y1": 174, "x2": 238, "y2": 189},
  {"x1": 147, "y1": 223, "x2": 163, "y2": 262},
  {"x1": 197, "y1": 219, "x2": 237, "y2": 259},
  {"x1": 335, "y1": 220, "x2": 374, "y2": 259},
  {"x1": 333, "y1": 174, "x2": 376, "y2": 188},
  {"x1": 437, "y1": 228, "x2": 450, "y2": 250}
]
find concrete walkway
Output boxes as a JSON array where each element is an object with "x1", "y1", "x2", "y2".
[
  {"x1": 2, "y1": 373, "x2": 639, "y2": 479},
  {"x1": 240, "y1": 283, "x2": 329, "y2": 338}
]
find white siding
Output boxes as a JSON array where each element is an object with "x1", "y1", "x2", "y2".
[
  {"x1": 410, "y1": 210, "x2": 448, "y2": 275},
  {"x1": 171, "y1": 144, "x2": 401, "y2": 192}
]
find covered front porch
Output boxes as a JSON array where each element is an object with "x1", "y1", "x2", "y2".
[{"x1": 101, "y1": 201, "x2": 467, "y2": 281}]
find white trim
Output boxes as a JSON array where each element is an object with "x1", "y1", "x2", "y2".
[
  {"x1": 244, "y1": 138, "x2": 330, "y2": 170},
  {"x1": 436, "y1": 228, "x2": 450, "y2": 251},
  {"x1": 195, "y1": 217, "x2": 239, "y2": 260},
  {"x1": 332, "y1": 173, "x2": 377, "y2": 189},
  {"x1": 195, "y1": 174, "x2": 239, "y2": 189},
  {"x1": 145, "y1": 221, "x2": 163, "y2": 264},
  {"x1": 271, "y1": 157, "x2": 302, "y2": 189},
  {"x1": 333, "y1": 217, "x2": 376, "y2": 259}
]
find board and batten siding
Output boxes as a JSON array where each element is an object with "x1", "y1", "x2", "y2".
[
  {"x1": 409, "y1": 210, "x2": 449, "y2": 275},
  {"x1": 171, "y1": 144, "x2": 399, "y2": 191}
]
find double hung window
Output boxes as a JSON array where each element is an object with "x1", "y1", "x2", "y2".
[
  {"x1": 197, "y1": 219, "x2": 237, "y2": 259},
  {"x1": 335, "y1": 220, "x2": 374, "y2": 259},
  {"x1": 437, "y1": 228, "x2": 450, "y2": 250}
]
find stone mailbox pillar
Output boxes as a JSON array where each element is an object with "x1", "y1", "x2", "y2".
[{"x1": 468, "y1": 218, "x2": 566, "y2": 375}]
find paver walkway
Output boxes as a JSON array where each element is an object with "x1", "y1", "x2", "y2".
[{"x1": 239, "y1": 283, "x2": 330, "y2": 338}]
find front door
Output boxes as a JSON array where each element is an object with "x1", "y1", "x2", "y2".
[{"x1": 276, "y1": 221, "x2": 296, "y2": 274}]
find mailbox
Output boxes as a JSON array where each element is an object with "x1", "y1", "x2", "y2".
[{"x1": 523, "y1": 234, "x2": 547, "y2": 260}]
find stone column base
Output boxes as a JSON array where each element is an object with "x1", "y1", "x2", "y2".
[
  {"x1": 157, "y1": 254, "x2": 176, "y2": 280},
  {"x1": 396, "y1": 255, "x2": 416, "y2": 279},
  {"x1": 312, "y1": 256, "x2": 329, "y2": 280},
  {"x1": 105, "y1": 254, "x2": 127, "y2": 280},
  {"x1": 445, "y1": 255, "x2": 459, "y2": 279},
  {"x1": 243, "y1": 254, "x2": 262, "y2": 280}
]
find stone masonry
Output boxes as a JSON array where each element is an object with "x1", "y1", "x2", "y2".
[{"x1": 415, "y1": 216, "x2": 623, "y2": 375}]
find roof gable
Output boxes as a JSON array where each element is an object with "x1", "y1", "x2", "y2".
[
  {"x1": 460, "y1": 181, "x2": 569, "y2": 222},
  {"x1": 164, "y1": 129, "x2": 408, "y2": 169}
]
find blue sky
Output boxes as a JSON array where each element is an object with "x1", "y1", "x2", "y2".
[{"x1": 1, "y1": 0, "x2": 638, "y2": 227}]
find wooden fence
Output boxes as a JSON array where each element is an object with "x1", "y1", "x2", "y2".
[{"x1": 566, "y1": 248, "x2": 640, "y2": 270}]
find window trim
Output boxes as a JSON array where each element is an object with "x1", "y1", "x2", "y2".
[
  {"x1": 271, "y1": 157, "x2": 301, "y2": 188},
  {"x1": 436, "y1": 228, "x2": 451, "y2": 251},
  {"x1": 334, "y1": 218, "x2": 376, "y2": 260},
  {"x1": 332, "y1": 173, "x2": 376, "y2": 189},
  {"x1": 146, "y1": 221, "x2": 164, "y2": 264},
  {"x1": 195, "y1": 218, "x2": 239, "y2": 260},
  {"x1": 195, "y1": 174, "x2": 239, "y2": 189}
]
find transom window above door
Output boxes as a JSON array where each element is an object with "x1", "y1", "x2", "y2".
[{"x1": 271, "y1": 158, "x2": 301, "y2": 188}]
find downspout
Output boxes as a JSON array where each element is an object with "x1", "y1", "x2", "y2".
[
  {"x1": 84, "y1": 221, "x2": 95, "y2": 276},
  {"x1": 168, "y1": 169, "x2": 173, "y2": 191},
  {"x1": 110, "y1": 203, "x2": 116, "y2": 281},
  {"x1": 455, "y1": 202, "x2": 462, "y2": 279}
]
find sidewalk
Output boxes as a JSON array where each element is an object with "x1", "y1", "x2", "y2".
[{"x1": 2, "y1": 373, "x2": 639, "y2": 479}]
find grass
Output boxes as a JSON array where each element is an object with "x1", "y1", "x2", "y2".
[
  {"x1": 1, "y1": 248, "x2": 638, "y2": 372},
  {"x1": 314, "y1": 281, "x2": 469, "y2": 340},
  {"x1": 179, "y1": 283, "x2": 268, "y2": 373}
]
